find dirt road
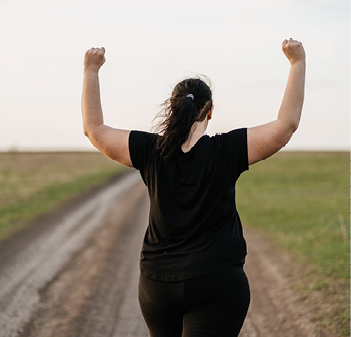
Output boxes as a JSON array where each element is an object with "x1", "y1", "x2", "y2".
[{"x1": 0, "y1": 171, "x2": 318, "y2": 337}]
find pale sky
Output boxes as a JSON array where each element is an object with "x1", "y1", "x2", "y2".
[{"x1": 1, "y1": 0, "x2": 349, "y2": 151}]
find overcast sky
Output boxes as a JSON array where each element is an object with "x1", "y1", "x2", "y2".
[{"x1": 1, "y1": 0, "x2": 349, "y2": 151}]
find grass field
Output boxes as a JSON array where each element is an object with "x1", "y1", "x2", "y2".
[
  {"x1": 0, "y1": 151, "x2": 126, "y2": 242},
  {"x1": 236, "y1": 151, "x2": 349, "y2": 336},
  {"x1": 0, "y1": 151, "x2": 349, "y2": 335}
]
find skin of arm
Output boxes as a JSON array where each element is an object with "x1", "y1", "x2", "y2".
[
  {"x1": 81, "y1": 47, "x2": 133, "y2": 167},
  {"x1": 247, "y1": 38, "x2": 306, "y2": 165}
]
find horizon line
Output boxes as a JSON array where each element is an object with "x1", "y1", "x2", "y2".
[{"x1": 0, "y1": 146, "x2": 349, "y2": 153}]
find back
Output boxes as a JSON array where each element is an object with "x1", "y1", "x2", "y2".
[{"x1": 129, "y1": 128, "x2": 249, "y2": 281}]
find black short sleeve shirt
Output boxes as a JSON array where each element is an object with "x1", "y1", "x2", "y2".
[{"x1": 129, "y1": 128, "x2": 249, "y2": 281}]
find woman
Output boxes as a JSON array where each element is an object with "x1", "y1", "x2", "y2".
[{"x1": 81, "y1": 38, "x2": 306, "y2": 337}]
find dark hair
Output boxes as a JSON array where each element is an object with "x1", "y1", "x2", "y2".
[{"x1": 153, "y1": 77, "x2": 213, "y2": 159}]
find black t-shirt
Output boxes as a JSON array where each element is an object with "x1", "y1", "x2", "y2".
[{"x1": 129, "y1": 128, "x2": 249, "y2": 281}]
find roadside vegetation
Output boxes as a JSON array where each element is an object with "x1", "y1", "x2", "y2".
[
  {"x1": 236, "y1": 151, "x2": 349, "y2": 336},
  {"x1": 1, "y1": 151, "x2": 349, "y2": 335},
  {"x1": 0, "y1": 151, "x2": 125, "y2": 242}
]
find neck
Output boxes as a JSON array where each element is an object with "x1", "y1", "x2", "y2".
[
  {"x1": 191, "y1": 120, "x2": 208, "y2": 137},
  {"x1": 181, "y1": 119, "x2": 208, "y2": 153}
]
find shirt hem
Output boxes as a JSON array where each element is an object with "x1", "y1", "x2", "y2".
[{"x1": 140, "y1": 258, "x2": 246, "y2": 282}]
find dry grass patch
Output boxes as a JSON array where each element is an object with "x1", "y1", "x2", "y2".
[{"x1": 0, "y1": 151, "x2": 126, "y2": 241}]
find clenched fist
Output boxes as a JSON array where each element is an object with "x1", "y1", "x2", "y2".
[
  {"x1": 84, "y1": 47, "x2": 106, "y2": 72},
  {"x1": 282, "y1": 39, "x2": 305, "y2": 65}
]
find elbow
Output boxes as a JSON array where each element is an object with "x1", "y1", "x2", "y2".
[
  {"x1": 84, "y1": 129, "x2": 93, "y2": 141},
  {"x1": 83, "y1": 126, "x2": 102, "y2": 148},
  {"x1": 277, "y1": 118, "x2": 300, "y2": 143},
  {"x1": 83, "y1": 126, "x2": 97, "y2": 140},
  {"x1": 276, "y1": 123, "x2": 297, "y2": 149},
  {"x1": 278, "y1": 136, "x2": 290, "y2": 150},
  {"x1": 83, "y1": 128, "x2": 98, "y2": 145},
  {"x1": 281, "y1": 124, "x2": 297, "y2": 148},
  {"x1": 291, "y1": 120, "x2": 299, "y2": 133},
  {"x1": 281, "y1": 117, "x2": 300, "y2": 134}
]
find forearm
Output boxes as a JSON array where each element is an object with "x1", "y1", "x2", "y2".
[
  {"x1": 277, "y1": 60, "x2": 306, "y2": 132},
  {"x1": 81, "y1": 69, "x2": 104, "y2": 137}
]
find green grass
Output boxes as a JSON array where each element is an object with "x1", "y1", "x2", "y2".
[
  {"x1": 236, "y1": 151, "x2": 349, "y2": 336},
  {"x1": 0, "y1": 152, "x2": 126, "y2": 241},
  {"x1": 1, "y1": 151, "x2": 349, "y2": 335}
]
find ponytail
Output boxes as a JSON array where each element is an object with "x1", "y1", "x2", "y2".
[{"x1": 154, "y1": 77, "x2": 213, "y2": 159}]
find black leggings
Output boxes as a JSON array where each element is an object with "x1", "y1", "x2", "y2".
[{"x1": 138, "y1": 266, "x2": 250, "y2": 337}]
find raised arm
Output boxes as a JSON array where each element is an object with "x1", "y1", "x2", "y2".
[
  {"x1": 81, "y1": 47, "x2": 132, "y2": 167},
  {"x1": 247, "y1": 38, "x2": 306, "y2": 165}
]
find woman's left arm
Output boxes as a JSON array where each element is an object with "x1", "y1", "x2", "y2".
[
  {"x1": 247, "y1": 39, "x2": 306, "y2": 165},
  {"x1": 81, "y1": 47, "x2": 132, "y2": 167}
]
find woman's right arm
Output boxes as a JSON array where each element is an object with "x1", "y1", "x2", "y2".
[
  {"x1": 247, "y1": 38, "x2": 306, "y2": 165},
  {"x1": 81, "y1": 47, "x2": 133, "y2": 167}
]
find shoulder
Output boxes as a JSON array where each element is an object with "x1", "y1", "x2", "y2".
[
  {"x1": 129, "y1": 130, "x2": 157, "y2": 143},
  {"x1": 129, "y1": 130, "x2": 158, "y2": 170},
  {"x1": 218, "y1": 128, "x2": 247, "y2": 138},
  {"x1": 211, "y1": 128, "x2": 247, "y2": 146},
  {"x1": 129, "y1": 130, "x2": 158, "y2": 151},
  {"x1": 211, "y1": 128, "x2": 248, "y2": 173}
]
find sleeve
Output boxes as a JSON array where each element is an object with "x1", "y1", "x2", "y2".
[
  {"x1": 221, "y1": 128, "x2": 249, "y2": 176},
  {"x1": 129, "y1": 130, "x2": 157, "y2": 171}
]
